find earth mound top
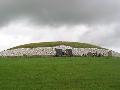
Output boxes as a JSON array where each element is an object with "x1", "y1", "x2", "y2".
[{"x1": 9, "y1": 41, "x2": 102, "y2": 50}]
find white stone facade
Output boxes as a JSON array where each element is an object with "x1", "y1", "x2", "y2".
[
  {"x1": 72, "y1": 48, "x2": 110, "y2": 56},
  {"x1": 0, "y1": 45, "x2": 119, "y2": 57}
]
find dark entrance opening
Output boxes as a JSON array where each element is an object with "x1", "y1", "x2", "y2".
[
  {"x1": 55, "y1": 49, "x2": 63, "y2": 56},
  {"x1": 55, "y1": 48, "x2": 73, "y2": 57},
  {"x1": 65, "y1": 49, "x2": 73, "y2": 56}
]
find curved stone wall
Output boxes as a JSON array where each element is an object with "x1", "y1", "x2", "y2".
[{"x1": 0, "y1": 45, "x2": 119, "y2": 57}]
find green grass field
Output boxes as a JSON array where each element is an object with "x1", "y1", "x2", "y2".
[{"x1": 0, "y1": 57, "x2": 120, "y2": 90}]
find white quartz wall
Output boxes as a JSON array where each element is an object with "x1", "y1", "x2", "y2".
[
  {"x1": 0, "y1": 47, "x2": 56, "y2": 56},
  {"x1": 0, "y1": 45, "x2": 119, "y2": 57},
  {"x1": 72, "y1": 48, "x2": 110, "y2": 56}
]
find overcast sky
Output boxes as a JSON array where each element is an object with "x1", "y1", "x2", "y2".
[{"x1": 0, "y1": 0, "x2": 120, "y2": 52}]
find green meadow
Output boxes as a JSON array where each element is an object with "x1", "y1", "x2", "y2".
[{"x1": 0, "y1": 57, "x2": 120, "y2": 90}]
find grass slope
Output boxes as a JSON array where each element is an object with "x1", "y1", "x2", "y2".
[
  {"x1": 9, "y1": 41, "x2": 102, "y2": 49},
  {"x1": 0, "y1": 57, "x2": 120, "y2": 90}
]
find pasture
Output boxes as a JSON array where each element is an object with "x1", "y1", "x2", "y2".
[{"x1": 0, "y1": 57, "x2": 120, "y2": 90}]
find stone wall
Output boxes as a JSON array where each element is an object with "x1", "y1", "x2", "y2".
[
  {"x1": 0, "y1": 45, "x2": 119, "y2": 57},
  {"x1": 72, "y1": 48, "x2": 110, "y2": 56},
  {"x1": 0, "y1": 47, "x2": 56, "y2": 56}
]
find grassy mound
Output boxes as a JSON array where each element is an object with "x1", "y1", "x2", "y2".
[
  {"x1": 10, "y1": 41, "x2": 102, "y2": 49},
  {"x1": 0, "y1": 57, "x2": 120, "y2": 90}
]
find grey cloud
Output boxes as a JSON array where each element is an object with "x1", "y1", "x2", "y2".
[
  {"x1": 0, "y1": 0, "x2": 120, "y2": 26},
  {"x1": 78, "y1": 24, "x2": 120, "y2": 48},
  {"x1": 0, "y1": 0, "x2": 120, "y2": 52}
]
